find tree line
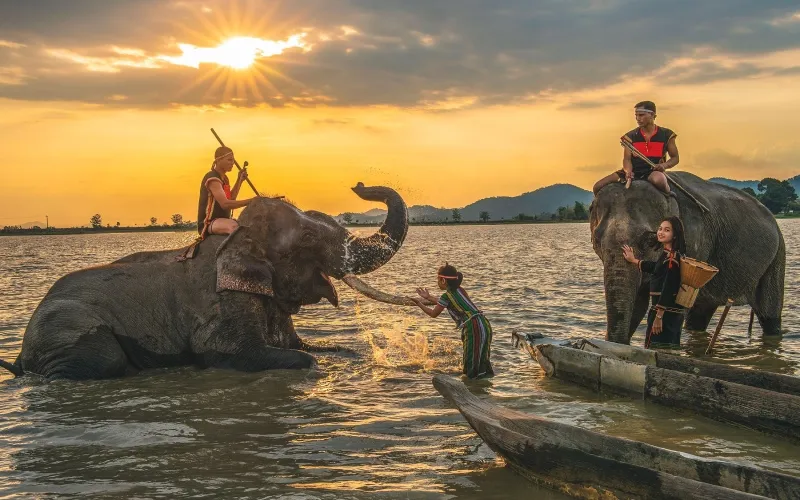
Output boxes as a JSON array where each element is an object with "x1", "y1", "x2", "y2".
[
  {"x1": 87, "y1": 213, "x2": 196, "y2": 229},
  {"x1": 340, "y1": 202, "x2": 590, "y2": 225},
  {"x1": 741, "y1": 178, "x2": 799, "y2": 215}
]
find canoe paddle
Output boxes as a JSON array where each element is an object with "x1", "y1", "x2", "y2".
[{"x1": 620, "y1": 135, "x2": 709, "y2": 212}]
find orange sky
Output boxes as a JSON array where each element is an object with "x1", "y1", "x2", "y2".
[{"x1": 1, "y1": 2, "x2": 799, "y2": 227}]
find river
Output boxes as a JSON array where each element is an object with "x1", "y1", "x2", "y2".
[{"x1": 1, "y1": 223, "x2": 798, "y2": 498}]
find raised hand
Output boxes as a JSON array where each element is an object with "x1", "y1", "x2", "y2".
[
  {"x1": 416, "y1": 287, "x2": 433, "y2": 301},
  {"x1": 622, "y1": 245, "x2": 637, "y2": 264}
]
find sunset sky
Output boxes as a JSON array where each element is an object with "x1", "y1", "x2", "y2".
[{"x1": 1, "y1": 0, "x2": 799, "y2": 227}]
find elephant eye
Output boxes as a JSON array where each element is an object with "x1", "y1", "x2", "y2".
[
  {"x1": 641, "y1": 231, "x2": 659, "y2": 249},
  {"x1": 299, "y1": 231, "x2": 316, "y2": 247}
]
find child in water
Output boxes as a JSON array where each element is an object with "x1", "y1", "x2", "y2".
[{"x1": 411, "y1": 263, "x2": 494, "y2": 379}]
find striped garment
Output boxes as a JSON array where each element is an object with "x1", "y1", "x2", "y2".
[{"x1": 438, "y1": 288, "x2": 494, "y2": 379}]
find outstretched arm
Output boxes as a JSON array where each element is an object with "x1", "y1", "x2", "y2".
[
  {"x1": 622, "y1": 245, "x2": 656, "y2": 273},
  {"x1": 413, "y1": 300, "x2": 445, "y2": 318},
  {"x1": 208, "y1": 180, "x2": 252, "y2": 210},
  {"x1": 412, "y1": 287, "x2": 445, "y2": 318}
]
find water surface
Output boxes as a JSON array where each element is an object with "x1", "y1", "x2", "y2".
[{"x1": 1, "y1": 223, "x2": 798, "y2": 498}]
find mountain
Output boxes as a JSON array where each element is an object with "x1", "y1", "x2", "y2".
[
  {"x1": 336, "y1": 183, "x2": 593, "y2": 223},
  {"x1": 338, "y1": 173, "x2": 800, "y2": 224},
  {"x1": 460, "y1": 184, "x2": 593, "y2": 221},
  {"x1": 20, "y1": 221, "x2": 47, "y2": 229},
  {"x1": 710, "y1": 176, "x2": 800, "y2": 193},
  {"x1": 709, "y1": 178, "x2": 759, "y2": 191}
]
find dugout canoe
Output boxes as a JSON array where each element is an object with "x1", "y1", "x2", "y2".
[
  {"x1": 511, "y1": 333, "x2": 800, "y2": 441},
  {"x1": 433, "y1": 374, "x2": 800, "y2": 500}
]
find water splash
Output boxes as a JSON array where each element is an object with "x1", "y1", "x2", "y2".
[{"x1": 353, "y1": 298, "x2": 460, "y2": 372}]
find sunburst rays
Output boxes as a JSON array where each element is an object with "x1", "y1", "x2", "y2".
[{"x1": 163, "y1": 0, "x2": 319, "y2": 106}]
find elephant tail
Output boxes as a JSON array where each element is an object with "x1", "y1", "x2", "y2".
[{"x1": 0, "y1": 358, "x2": 23, "y2": 377}]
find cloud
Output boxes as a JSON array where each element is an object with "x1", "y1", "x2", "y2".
[
  {"x1": 312, "y1": 118, "x2": 350, "y2": 126},
  {"x1": 0, "y1": 67, "x2": 27, "y2": 85},
  {"x1": 0, "y1": 40, "x2": 26, "y2": 49},
  {"x1": 694, "y1": 150, "x2": 785, "y2": 171},
  {"x1": 0, "y1": 0, "x2": 798, "y2": 108}
]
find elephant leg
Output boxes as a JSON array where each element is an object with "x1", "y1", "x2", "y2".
[
  {"x1": 43, "y1": 325, "x2": 129, "y2": 380},
  {"x1": 627, "y1": 288, "x2": 651, "y2": 342},
  {"x1": 684, "y1": 302, "x2": 717, "y2": 332},
  {"x1": 200, "y1": 346, "x2": 317, "y2": 372},
  {"x1": 749, "y1": 248, "x2": 785, "y2": 337},
  {"x1": 751, "y1": 242, "x2": 785, "y2": 337}
]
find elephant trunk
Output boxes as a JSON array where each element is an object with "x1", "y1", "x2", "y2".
[
  {"x1": 341, "y1": 275, "x2": 436, "y2": 306},
  {"x1": 604, "y1": 253, "x2": 641, "y2": 344},
  {"x1": 343, "y1": 183, "x2": 408, "y2": 275}
]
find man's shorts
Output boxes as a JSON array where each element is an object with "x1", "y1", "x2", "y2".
[{"x1": 616, "y1": 168, "x2": 653, "y2": 182}]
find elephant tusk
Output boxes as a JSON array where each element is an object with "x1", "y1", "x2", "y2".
[{"x1": 341, "y1": 275, "x2": 437, "y2": 307}]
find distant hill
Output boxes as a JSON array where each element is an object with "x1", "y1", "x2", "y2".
[
  {"x1": 336, "y1": 183, "x2": 593, "y2": 223},
  {"x1": 459, "y1": 184, "x2": 593, "y2": 221},
  {"x1": 20, "y1": 221, "x2": 47, "y2": 229},
  {"x1": 710, "y1": 175, "x2": 800, "y2": 193},
  {"x1": 708, "y1": 178, "x2": 759, "y2": 191},
  {"x1": 337, "y1": 174, "x2": 800, "y2": 224}
]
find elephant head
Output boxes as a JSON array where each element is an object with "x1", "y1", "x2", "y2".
[
  {"x1": 215, "y1": 183, "x2": 408, "y2": 313},
  {"x1": 589, "y1": 182, "x2": 680, "y2": 343}
]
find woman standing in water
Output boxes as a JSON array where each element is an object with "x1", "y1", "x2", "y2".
[
  {"x1": 622, "y1": 216, "x2": 687, "y2": 348},
  {"x1": 411, "y1": 263, "x2": 494, "y2": 379}
]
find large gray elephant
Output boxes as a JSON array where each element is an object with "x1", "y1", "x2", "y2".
[
  {"x1": 0, "y1": 183, "x2": 412, "y2": 380},
  {"x1": 590, "y1": 172, "x2": 785, "y2": 344}
]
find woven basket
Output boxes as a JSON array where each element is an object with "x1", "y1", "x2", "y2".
[
  {"x1": 680, "y1": 257, "x2": 719, "y2": 288},
  {"x1": 675, "y1": 257, "x2": 719, "y2": 308}
]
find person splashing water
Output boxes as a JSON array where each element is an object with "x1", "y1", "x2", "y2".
[{"x1": 410, "y1": 263, "x2": 494, "y2": 379}]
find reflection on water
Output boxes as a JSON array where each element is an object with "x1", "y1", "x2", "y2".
[{"x1": 1, "y1": 223, "x2": 799, "y2": 498}]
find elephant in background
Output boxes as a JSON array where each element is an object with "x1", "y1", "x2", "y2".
[
  {"x1": 590, "y1": 171, "x2": 785, "y2": 344},
  {"x1": 0, "y1": 183, "x2": 410, "y2": 380}
]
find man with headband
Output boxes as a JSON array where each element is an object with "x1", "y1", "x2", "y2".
[
  {"x1": 197, "y1": 146, "x2": 255, "y2": 236},
  {"x1": 593, "y1": 101, "x2": 679, "y2": 195}
]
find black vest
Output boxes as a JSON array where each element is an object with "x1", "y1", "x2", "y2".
[
  {"x1": 197, "y1": 170, "x2": 231, "y2": 233},
  {"x1": 625, "y1": 126, "x2": 676, "y2": 175}
]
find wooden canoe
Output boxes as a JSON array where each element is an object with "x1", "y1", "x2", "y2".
[
  {"x1": 512, "y1": 333, "x2": 800, "y2": 441},
  {"x1": 573, "y1": 336, "x2": 800, "y2": 397},
  {"x1": 433, "y1": 374, "x2": 800, "y2": 500}
]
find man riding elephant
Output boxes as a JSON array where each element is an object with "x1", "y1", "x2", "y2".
[
  {"x1": 0, "y1": 183, "x2": 413, "y2": 380},
  {"x1": 590, "y1": 171, "x2": 785, "y2": 344}
]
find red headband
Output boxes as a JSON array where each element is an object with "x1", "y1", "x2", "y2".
[{"x1": 438, "y1": 274, "x2": 458, "y2": 279}]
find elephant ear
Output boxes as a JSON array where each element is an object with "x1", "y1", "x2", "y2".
[{"x1": 215, "y1": 226, "x2": 274, "y2": 296}]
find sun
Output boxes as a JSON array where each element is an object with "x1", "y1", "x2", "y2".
[{"x1": 164, "y1": 34, "x2": 307, "y2": 70}]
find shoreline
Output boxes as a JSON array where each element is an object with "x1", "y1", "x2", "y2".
[
  {"x1": 3, "y1": 213, "x2": 797, "y2": 237},
  {"x1": 0, "y1": 219, "x2": 592, "y2": 236}
]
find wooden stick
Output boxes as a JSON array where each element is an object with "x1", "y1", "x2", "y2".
[
  {"x1": 747, "y1": 308, "x2": 755, "y2": 342},
  {"x1": 706, "y1": 298, "x2": 734, "y2": 355},
  {"x1": 620, "y1": 136, "x2": 710, "y2": 212},
  {"x1": 210, "y1": 128, "x2": 260, "y2": 196}
]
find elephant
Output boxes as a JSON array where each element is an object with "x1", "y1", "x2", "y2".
[
  {"x1": 0, "y1": 183, "x2": 414, "y2": 380},
  {"x1": 590, "y1": 171, "x2": 785, "y2": 344}
]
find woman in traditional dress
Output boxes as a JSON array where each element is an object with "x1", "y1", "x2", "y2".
[
  {"x1": 197, "y1": 146, "x2": 255, "y2": 236},
  {"x1": 622, "y1": 216, "x2": 687, "y2": 348},
  {"x1": 411, "y1": 263, "x2": 494, "y2": 378}
]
